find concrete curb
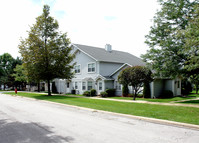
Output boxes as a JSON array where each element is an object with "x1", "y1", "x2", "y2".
[{"x1": 2, "y1": 93, "x2": 199, "y2": 131}]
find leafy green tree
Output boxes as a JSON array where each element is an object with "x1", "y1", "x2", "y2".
[
  {"x1": 118, "y1": 68, "x2": 130, "y2": 97},
  {"x1": 118, "y1": 66, "x2": 152, "y2": 100},
  {"x1": 12, "y1": 65, "x2": 27, "y2": 82},
  {"x1": 142, "y1": 0, "x2": 198, "y2": 77},
  {"x1": 190, "y1": 74, "x2": 199, "y2": 94},
  {"x1": 19, "y1": 5, "x2": 75, "y2": 96},
  {"x1": 0, "y1": 53, "x2": 15, "y2": 90},
  {"x1": 143, "y1": 82, "x2": 151, "y2": 98},
  {"x1": 122, "y1": 85, "x2": 129, "y2": 97},
  {"x1": 12, "y1": 64, "x2": 27, "y2": 90},
  {"x1": 179, "y1": 5, "x2": 199, "y2": 93}
]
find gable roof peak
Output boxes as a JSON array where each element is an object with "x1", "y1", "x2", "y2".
[{"x1": 72, "y1": 43, "x2": 145, "y2": 66}]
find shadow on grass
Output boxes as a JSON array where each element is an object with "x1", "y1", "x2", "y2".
[{"x1": 179, "y1": 100, "x2": 199, "y2": 104}]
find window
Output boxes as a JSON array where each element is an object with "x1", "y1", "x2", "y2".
[
  {"x1": 99, "y1": 82, "x2": 102, "y2": 90},
  {"x1": 88, "y1": 63, "x2": 95, "y2": 72},
  {"x1": 74, "y1": 65, "x2": 81, "y2": 73},
  {"x1": 75, "y1": 82, "x2": 78, "y2": 89},
  {"x1": 82, "y1": 82, "x2": 86, "y2": 90},
  {"x1": 67, "y1": 82, "x2": 70, "y2": 88},
  {"x1": 87, "y1": 81, "x2": 93, "y2": 90},
  {"x1": 116, "y1": 82, "x2": 122, "y2": 91},
  {"x1": 118, "y1": 84, "x2": 122, "y2": 91}
]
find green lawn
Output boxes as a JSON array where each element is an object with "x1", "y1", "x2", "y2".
[
  {"x1": 109, "y1": 96, "x2": 195, "y2": 102},
  {"x1": 65, "y1": 93, "x2": 84, "y2": 97},
  {"x1": 179, "y1": 100, "x2": 199, "y2": 104},
  {"x1": 109, "y1": 92, "x2": 199, "y2": 103},
  {"x1": 3, "y1": 92, "x2": 199, "y2": 125}
]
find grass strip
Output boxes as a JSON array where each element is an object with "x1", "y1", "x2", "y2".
[
  {"x1": 3, "y1": 92, "x2": 199, "y2": 125},
  {"x1": 179, "y1": 100, "x2": 199, "y2": 104},
  {"x1": 109, "y1": 93, "x2": 199, "y2": 103},
  {"x1": 110, "y1": 96, "x2": 195, "y2": 102}
]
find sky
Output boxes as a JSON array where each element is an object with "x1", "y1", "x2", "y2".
[{"x1": 0, "y1": 0, "x2": 160, "y2": 59}]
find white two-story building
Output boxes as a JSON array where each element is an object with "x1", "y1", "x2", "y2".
[{"x1": 54, "y1": 44, "x2": 181, "y2": 98}]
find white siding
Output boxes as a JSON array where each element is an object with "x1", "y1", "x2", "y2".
[
  {"x1": 164, "y1": 80, "x2": 173, "y2": 91},
  {"x1": 72, "y1": 50, "x2": 98, "y2": 79},
  {"x1": 99, "y1": 62, "x2": 123, "y2": 76},
  {"x1": 153, "y1": 79, "x2": 164, "y2": 98},
  {"x1": 104, "y1": 80, "x2": 114, "y2": 90}
]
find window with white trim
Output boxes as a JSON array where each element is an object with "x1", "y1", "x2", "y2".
[
  {"x1": 82, "y1": 82, "x2": 86, "y2": 90},
  {"x1": 99, "y1": 82, "x2": 102, "y2": 90},
  {"x1": 88, "y1": 63, "x2": 95, "y2": 72},
  {"x1": 75, "y1": 82, "x2": 78, "y2": 89},
  {"x1": 74, "y1": 65, "x2": 81, "y2": 73},
  {"x1": 87, "y1": 81, "x2": 93, "y2": 90},
  {"x1": 116, "y1": 81, "x2": 122, "y2": 91}
]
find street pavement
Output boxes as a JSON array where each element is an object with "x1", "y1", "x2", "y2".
[{"x1": 0, "y1": 93, "x2": 199, "y2": 143}]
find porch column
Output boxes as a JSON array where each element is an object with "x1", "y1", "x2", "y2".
[
  {"x1": 150, "y1": 82, "x2": 154, "y2": 98},
  {"x1": 172, "y1": 80, "x2": 175, "y2": 96}
]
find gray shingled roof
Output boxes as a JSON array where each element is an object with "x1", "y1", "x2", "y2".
[{"x1": 74, "y1": 44, "x2": 145, "y2": 66}]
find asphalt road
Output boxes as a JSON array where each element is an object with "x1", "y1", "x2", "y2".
[{"x1": 0, "y1": 94, "x2": 199, "y2": 143}]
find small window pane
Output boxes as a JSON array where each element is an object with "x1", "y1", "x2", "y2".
[
  {"x1": 88, "y1": 63, "x2": 95, "y2": 72},
  {"x1": 116, "y1": 82, "x2": 122, "y2": 91},
  {"x1": 99, "y1": 82, "x2": 102, "y2": 90},
  {"x1": 82, "y1": 82, "x2": 86, "y2": 90},
  {"x1": 75, "y1": 65, "x2": 80, "y2": 73},
  {"x1": 75, "y1": 82, "x2": 78, "y2": 89},
  {"x1": 88, "y1": 81, "x2": 92, "y2": 90}
]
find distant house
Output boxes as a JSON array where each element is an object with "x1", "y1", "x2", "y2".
[{"x1": 54, "y1": 44, "x2": 181, "y2": 98}]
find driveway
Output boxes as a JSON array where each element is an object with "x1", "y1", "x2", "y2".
[{"x1": 0, "y1": 93, "x2": 199, "y2": 143}]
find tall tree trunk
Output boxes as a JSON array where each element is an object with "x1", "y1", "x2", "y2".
[
  {"x1": 47, "y1": 79, "x2": 51, "y2": 96},
  {"x1": 133, "y1": 86, "x2": 139, "y2": 100},
  {"x1": 133, "y1": 94, "x2": 136, "y2": 100},
  {"x1": 196, "y1": 85, "x2": 198, "y2": 94},
  {"x1": 133, "y1": 87, "x2": 137, "y2": 100}
]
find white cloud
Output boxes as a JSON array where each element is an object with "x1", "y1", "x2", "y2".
[
  {"x1": 0, "y1": 0, "x2": 42, "y2": 58},
  {"x1": 0, "y1": 0, "x2": 160, "y2": 58}
]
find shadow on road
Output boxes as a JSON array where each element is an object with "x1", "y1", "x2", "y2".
[{"x1": 0, "y1": 119, "x2": 74, "y2": 143}]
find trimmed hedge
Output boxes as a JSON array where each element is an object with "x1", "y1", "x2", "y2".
[
  {"x1": 83, "y1": 91, "x2": 90, "y2": 96},
  {"x1": 83, "y1": 89, "x2": 97, "y2": 97},
  {"x1": 105, "y1": 89, "x2": 116, "y2": 97},
  {"x1": 100, "y1": 91, "x2": 108, "y2": 97},
  {"x1": 90, "y1": 89, "x2": 97, "y2": 96}
]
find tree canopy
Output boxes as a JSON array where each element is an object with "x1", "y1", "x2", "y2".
[
  {"x1": 19, "y1": 5, "x2": 75, "y2": 95},
  {"x1": 142, "y1": 0, "x2": 198, "y2": 78},
  {"x1": 179, "y1": 4, "x2": 199, "y2": 93},
  {"x1": 118, "y1": 66, "x2": 152, "y2": 100},
  {"x1": 0, "y1": 53, "x2": 16, "y2": 89}
]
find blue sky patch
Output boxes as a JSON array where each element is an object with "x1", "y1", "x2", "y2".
[{"x1": 55, "y1": 10, "x2": 66, "y2": 18}]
